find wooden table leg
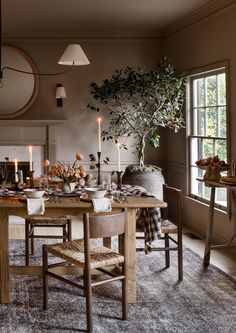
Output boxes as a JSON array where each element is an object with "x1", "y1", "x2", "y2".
[
  {"x1": 103, "y1": 237, "x2": 111, "y2": 248},
  {"x1": 126, "y1": 208, "x2": 136, "y2": 303},
  {"x1": 0, "y1": 209, "x2": 10, "y2": 303},
  {"x1": 204, "y1": 187, "x2": 215, "y2": 266}
]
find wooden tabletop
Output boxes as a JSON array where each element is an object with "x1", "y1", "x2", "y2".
[
  {"x1": 0, "y1": 195, "x2": 167, "y2": 209},
  {"x1": 197, "y1": 178, "x2": 236, "y2": 190}
]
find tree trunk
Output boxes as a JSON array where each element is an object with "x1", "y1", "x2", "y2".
[{"x1": 139, "y1": 136, "x2": 146, "y2": 167}]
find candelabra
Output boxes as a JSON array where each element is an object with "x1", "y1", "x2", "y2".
[
  {"x1": 116, "y1": 171, "x2": 123, "y2": 190},
  {"x1": 97, "y1": 152, "x2": 101, "y2": 185}
]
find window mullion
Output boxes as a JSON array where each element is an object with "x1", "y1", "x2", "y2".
[
  {"x1": 204, "y1": 78, "x2": 207, "y2": 136},
  {"x1": 216, "y1": 74, "x2": 220, "y2": 137}
]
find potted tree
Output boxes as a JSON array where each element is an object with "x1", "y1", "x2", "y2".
[{"x1": 88, "y1": 58, "x2": 186, "y2": 196}]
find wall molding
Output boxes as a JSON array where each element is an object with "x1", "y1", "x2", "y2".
[
  {"x1": 161, "y1": 0, "x2": 236, "y2": 39},
  {"x1": 0, "y1": 120, "x2": 64, "y2": 126},
  {"x1": 3, "y1": 31, "x2": 162, "y2": 40}
]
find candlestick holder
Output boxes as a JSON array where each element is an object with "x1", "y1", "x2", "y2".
[
  {"x1": 116, "y1": 171, "x2": 123, "y2": 190},
  {"x1": 97, "y1": 152, "x2": 101, "y2": 185},
  {"x1": 29, "y1": 171, "x2": 34, "y2": 188},
  {"x1": 13, "y1": 181, "x2": 21, "y2": 191},
  {"x1": 17, "y1": 170, "x2": 24, "y2": 186}
]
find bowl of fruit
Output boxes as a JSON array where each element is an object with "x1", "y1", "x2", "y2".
[
  {"x1": 195, "y1": 156, "x2": 230, "y2": 181},
  {"x1": 195, "y1": 155, "x2": 230, "y2": 171}
]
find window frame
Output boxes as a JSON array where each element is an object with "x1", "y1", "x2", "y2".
[{"x1": 187, "y1": 61, "x2": 230, "y2": 210}]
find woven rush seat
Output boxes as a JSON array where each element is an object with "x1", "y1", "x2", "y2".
[
  {"x1": 161, "y1": 219, "x2": 177, "y2": 234},
  {"x1": 26, "y1": 216, "x2": 70, "y2": 225},
  {"x1": 47, "y1": 239, "x2": 124, "y2": 269},
  {"x1": 137, "y1": 219, "x2": 177, "y2": 234},
  {"x1": 25, "y1": 216, "x2": 72, "y2": 266}
]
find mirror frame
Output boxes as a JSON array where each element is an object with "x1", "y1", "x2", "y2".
[{"x1": 0, "y1": 44, "x2": 39, "y2": 119}]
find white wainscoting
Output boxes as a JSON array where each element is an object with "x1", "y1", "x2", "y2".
[{"x1": 0, "y1": 119, "x2": 63, "y2": 166}]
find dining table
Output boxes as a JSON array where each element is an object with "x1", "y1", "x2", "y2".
[{"x1": 0, "y1": 192, "x2": 166, "y2": 304}]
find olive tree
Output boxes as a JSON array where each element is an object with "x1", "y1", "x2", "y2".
[{"x1": 88, "y1": 58, "x2": 186, "y2": 168}]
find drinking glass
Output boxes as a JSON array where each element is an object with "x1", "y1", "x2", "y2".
[
  {"x1": 39, "y1": 175, "x2": 49, "y2": 189},
  {"x1": 101, "y1": 174, "x2": 111, "y2": 190}
]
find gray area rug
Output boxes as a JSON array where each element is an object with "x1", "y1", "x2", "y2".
[{"x1": 0, "y1": 239, "x2": 235, "y2": 333}]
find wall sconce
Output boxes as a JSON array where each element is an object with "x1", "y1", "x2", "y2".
[{"x1": 56, "y1": 83, "x2": 66, "y2": 107}]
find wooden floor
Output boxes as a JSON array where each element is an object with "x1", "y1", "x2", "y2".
[
  {"x1": 9, "y1": 219, "x2": 236, "y2": 279},
  {"x1": 182, "y1": 227, "x2": 236, "y2": 279}
]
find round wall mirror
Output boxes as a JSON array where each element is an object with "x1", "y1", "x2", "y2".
[{"x1": 0, "y1": 45, "x2": 39, "y2": 119}]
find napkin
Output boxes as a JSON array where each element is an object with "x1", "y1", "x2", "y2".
[
  {"x1": 27, "y1": 198, "x2": 45, "y2": 215},
  {"x1": 92, "y1": 198, "x2": 112, "y2": 213}
]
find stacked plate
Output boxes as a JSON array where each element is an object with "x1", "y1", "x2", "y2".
[
  {"x1": 84, "y1": 187, "x2": 107, "y2": 199},
  {"x1": 23, "y1": 189, "x2": 45, "y2": 198}
]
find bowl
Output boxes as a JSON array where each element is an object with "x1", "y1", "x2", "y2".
[
  {"x1": 23, "y1": 189, "x2": 45, "y2": 198},
  {"x1": 196, "y1": 165, "x2": 230, "y2": 172},
  {"x1": 85, "y1": 187, "x2": 107, "y2": 199}
]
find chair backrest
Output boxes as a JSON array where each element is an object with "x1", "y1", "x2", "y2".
[
  {"x1": 83, "y1": 209, "x2": 126, "y2": 239},
  {"x1": 162, "y1": 184, "x2": 182, "y2": 227}
]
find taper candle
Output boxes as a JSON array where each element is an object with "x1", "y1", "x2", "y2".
[
  {"x1": 14, "y1": 159, "x2": 18, "y2": 182},
  {"x1": 29, "y1": 146, "x2": 33, "y2": 172},
  {"x1": 117, "y1": 142, "x2": 121, "y2": 172},
  {"x1": 98, "y1": 117, "x2": 102, "y2": 152}
]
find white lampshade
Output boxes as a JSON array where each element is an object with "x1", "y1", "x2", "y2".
[
  {"x1": 56, "y1": 84, "x2": 66, "y2": 99},
  {"x1": 58, "y1": 44, "x2": 90, "y2": 66}
]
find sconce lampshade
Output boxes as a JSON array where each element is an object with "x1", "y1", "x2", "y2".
[
  {"x1": 58, "y1": 44, "x2": 90, "y2": 66},
  {"x1": 56, "y1": 84, "x2": 66, "y2": 99},
  {"x1": 56, "y1": 84, "x2": 66, "y2": 107}
]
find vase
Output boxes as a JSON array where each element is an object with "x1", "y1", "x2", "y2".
[
  {"x1": 122, "y1": 167, "x2": 165, "y2": 200},
  {"x1": 63, "y1": 182, "x2": 76, "y2": 193}
]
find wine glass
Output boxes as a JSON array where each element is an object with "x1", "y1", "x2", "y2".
[{"x1": 101, "y1": 174, "x2": 111, "y2": 191}]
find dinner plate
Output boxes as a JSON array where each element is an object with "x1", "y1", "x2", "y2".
[{"x1": 56, "y1": 192, "x2": 78, "y2": 197}]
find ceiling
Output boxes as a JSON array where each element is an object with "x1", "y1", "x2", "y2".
[{"x1": 1, "y1": 0, "x2": 233, "y2": 39}]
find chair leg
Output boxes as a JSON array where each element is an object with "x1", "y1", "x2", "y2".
[
  {"x1": 82, "y1": 269, "x2": 86, "y2": 297},
  {"x1": 122, "y1": 262, "x2": 128, "y2": 320},
  {"x1": 43, "y1": 245, "x2": 49, "y2": 310},
  {"x1": 85, "y1": 269, "x2": 93, "y2": 332},
  {"x1": 30, "y1": 224, "x2": 34, "y2": 255},
  {"x1": 25, "y1": 220, "x2": 29, "y2": 266},
  {"x1": 31, "y1": 237, "x2": 34, "y2": 255},
  {"x1": 63, "y1": 225, "x2": 66, "y2": 242},
  {"x1": 164, "y1": 234, "x2": 170, "y2": 268},
  {"x1": 178, "y1": 235, "x2": 183, "y2": 281},
  {"x1": 118, "y1": 235, "x2": 123, "y2": 254},
  {"x1": 68, "y1": 220, "x2": 72, "y2": 241}
]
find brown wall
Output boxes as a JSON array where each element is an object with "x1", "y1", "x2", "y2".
[
  {"x1": 3, "y1": 39, "x2": 166, "y2": 169},
  {"x1": 164, "y1": 5, "x2": 236, "y2": 243}
]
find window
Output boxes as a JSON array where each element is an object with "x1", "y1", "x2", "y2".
[{"x1": 188, "y1": 65, "x2": 228, "y2": 207}]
